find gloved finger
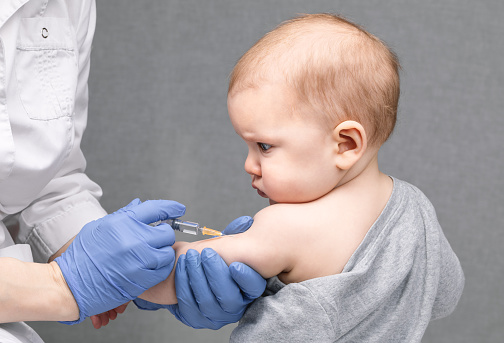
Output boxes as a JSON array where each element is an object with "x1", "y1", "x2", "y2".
[
  {"x1": 229, "y1": 262, "x2": 266, "y2": 302},
  {"x1": 200, "y1": 248, "x2": 244, "y2": 314},
  {"x1": 126, "y1": 199, "x2": 186, "y2": 225},
  {"x1": 114, "y1": 198, "x2": 142, "y2": 214},
  {"x1": 166, "y1": 303, "x2": 213, "y2": 329},
  {"x1": 164, "y1": 304, "x2": 185, "y2": 324},
  {"x1": 222, "y1": 216, "x2": 254, "y2": 235},
  {"x1": 185, "y1": 250, "x2": 222, "y2": 315},
  {"x1": 132, "y1": 256, "x2": 175, "y2": 291},
  {"x1": 174, "y1": 254, "x2": 217, "y2": 329},
  {"x1": 133, "y1": 298, "x2": 163, "y2": 311},
  {"x1": 143, "y1": 222, "x2": 176, "y2": 248},
  {"x1": 143, "y1": 245, "x2": 176, "y2": 270}
]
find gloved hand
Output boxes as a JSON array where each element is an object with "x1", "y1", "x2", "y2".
[
  {"x1": 56, "y1": 199, "x2": 185, "y2": 324},
  {"x1": 221, "y1": 215, "x2": 255, "y2": 235},
  {"x1": 133, "y1": 216, "x2": 267, "y2": 329}
]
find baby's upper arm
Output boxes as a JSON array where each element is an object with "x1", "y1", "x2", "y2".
[
  {"x1": 174, "y1": 204, "x2": 301, "y2": 279},
  {"x1": 138, "y1": 205, "x2": 305, "y2": 305}
]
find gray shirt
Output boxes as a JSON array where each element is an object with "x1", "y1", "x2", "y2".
[{"x1": 230, "y1": 177, "x2": 464, "y2": 342}]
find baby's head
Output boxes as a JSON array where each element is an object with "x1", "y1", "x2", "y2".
[
  {"x1": 228, "y1": 14, "x2": 400, "y2": 204},
  {"x1": 228, "y1": 13, "x2": 400, "y2": 147}
]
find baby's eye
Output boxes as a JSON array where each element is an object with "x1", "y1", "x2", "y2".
[{"x1": 258, "y1": 143, "x2": 272, "y2": 152}]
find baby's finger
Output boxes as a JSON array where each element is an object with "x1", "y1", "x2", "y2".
[
  {"x1": 108, "y1": 309, "x2": 118, "y2": 321},
  {"x1": 90, "y1": 315, "x2": 102, "y2": 329},
  {"x1": 115, "y1": 302, "x2": 130, "y2": 313},
  {"x1": 99, "y1": 312, "x2": 110, "y2": 327}
]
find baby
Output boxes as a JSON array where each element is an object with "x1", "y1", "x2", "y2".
[{"x1": 140, "y1": 14, "x2": 464, "y2": 342}]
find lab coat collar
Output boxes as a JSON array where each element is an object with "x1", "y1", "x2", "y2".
[{"x1": 0, "y1": 0, "x2": 30, "y2": 30}]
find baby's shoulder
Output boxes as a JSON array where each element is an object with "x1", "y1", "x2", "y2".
[
  {"x1": 254, "y1": 202, "x2": 303, "y2": 220},
  {"x1": 253, "y1": 201, "x2": 317, "y2": 227},
  {"x1": 251, "y1": 199, "x2": 334, "y2": 238}
]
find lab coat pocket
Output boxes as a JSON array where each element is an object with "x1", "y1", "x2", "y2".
[{"x1": 15, "y1": 18, "x2": 78, "y2": 120}]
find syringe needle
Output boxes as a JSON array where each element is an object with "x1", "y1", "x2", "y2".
[{"x1": 200, "y1": 227, "x2": 223, "y2": 236}]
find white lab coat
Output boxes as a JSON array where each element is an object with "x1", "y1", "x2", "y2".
[{"x1": 0, "y1": 0, "x2": 107, "y2": 340}]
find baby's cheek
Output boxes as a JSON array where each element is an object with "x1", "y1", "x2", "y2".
[{"x1": 265, "y1": 177, "x2": 298, "y2": 202}]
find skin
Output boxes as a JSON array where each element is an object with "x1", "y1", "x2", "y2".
[
  {"x1": 0, "y1": 234, "x2": 80, "y2": 324},
  {"x1": 0, "y1": 234, "x2": 126, "y2": 326},
  {"x1": 0, "y1": 258, "x2": 79, "y2": 323},
  {"x1": 138, "y1": 82, "x2": 393, "y2": 305}
]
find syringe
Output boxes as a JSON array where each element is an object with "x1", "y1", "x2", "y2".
[{"x1": 150, "y1": 218, "x2": 222, "y2": 237}]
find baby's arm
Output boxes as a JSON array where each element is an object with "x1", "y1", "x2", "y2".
[{"x1": 138, "y1": 205, "x2": 298, "y2": 305}]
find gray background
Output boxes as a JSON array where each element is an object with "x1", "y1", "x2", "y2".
[{"x1": 30, "y1": 0, "x2": 503, "y2": 342}]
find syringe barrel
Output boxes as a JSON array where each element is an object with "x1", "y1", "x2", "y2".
[
  {"x1": 163, "y1": 219, "x2": 199, "y2": 235},
  {"x1": 151, "y1": 219, "x2": 221, "y2": 236}
]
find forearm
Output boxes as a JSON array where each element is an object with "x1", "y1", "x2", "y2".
[
  {"x1": 0, "y1": 257, "x2": 79, "y2": 323},
  {"x1": 138, "y1": 274, "x2": 177, "y2": 305}
]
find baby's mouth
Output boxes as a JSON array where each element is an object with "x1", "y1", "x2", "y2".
[
  {"x1": 256, "y1": 188, "x2": 268, "y2": 198},
  {"x1": 252, "y1": 183, "x2": 268, "y2": 198}
]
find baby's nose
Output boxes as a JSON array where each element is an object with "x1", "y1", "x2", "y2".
[{"x1": 244, "y1": 153, "x2": 261, "y2": 177}]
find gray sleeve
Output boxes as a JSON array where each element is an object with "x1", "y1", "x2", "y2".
[
  {"x1": 230, "y1": 284, "x2": 336, "y2": 342},
  {"x1": 430, "y1": 226, "x2": 465, "y2": 320}
]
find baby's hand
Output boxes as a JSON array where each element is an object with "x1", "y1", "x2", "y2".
[{"x1": 90, "y1": 302, "x2": 130, "y2": 329}]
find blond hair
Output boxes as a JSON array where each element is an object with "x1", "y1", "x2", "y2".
[{"x1": 229, "y1": 14, "x2": 400, "y2": 146}]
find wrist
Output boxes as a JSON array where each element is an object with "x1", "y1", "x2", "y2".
[
  {"x1": 49, "y1": 261, "x2": 80, "y2": 321},
  {"x1": 0, "y1": 258, "x2": 79, "y2": 323}
]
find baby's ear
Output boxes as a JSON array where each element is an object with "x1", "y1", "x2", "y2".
[{"x1": 332, "y1": 120, "x2": 367, "y2": 170}]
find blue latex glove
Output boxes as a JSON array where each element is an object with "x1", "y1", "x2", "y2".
[
  {"x1": 134, "y1": 216, "x2": 267, "y2": 329},
  {"x1": 56, "y1": 199, "x2": 185, "y2": 324}
]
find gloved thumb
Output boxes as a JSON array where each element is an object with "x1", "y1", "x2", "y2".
[{"x1": 223, "y1": 216, "x2": 254, "y2": 235}]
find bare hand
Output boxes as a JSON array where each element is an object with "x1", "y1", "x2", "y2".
[{"x1": 90, "y1": 302, "x2": 130, "y2": 329}]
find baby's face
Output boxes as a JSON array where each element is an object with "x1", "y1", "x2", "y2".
[{"x1": 228, "y1": 83, "x2": 340, "y2": 204}]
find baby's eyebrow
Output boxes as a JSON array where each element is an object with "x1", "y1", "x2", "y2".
[{"x1": 241, "y1": 131, "x2": 273, "y2": 143}]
